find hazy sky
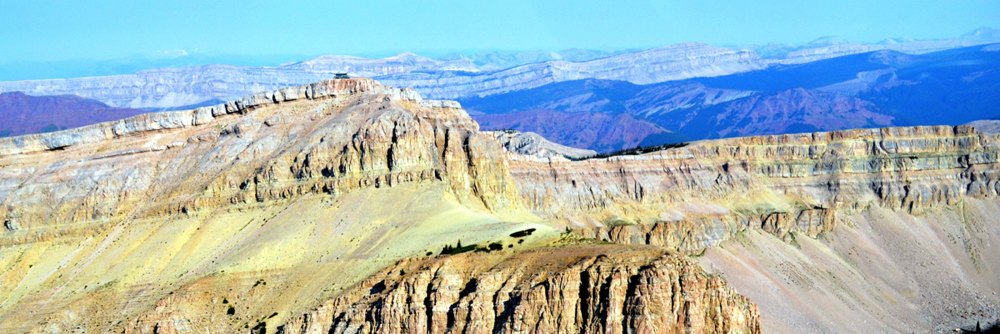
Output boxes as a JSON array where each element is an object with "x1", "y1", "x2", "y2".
[{"x1": 1, "y1": 0, "x2": 998, "y2": 62}]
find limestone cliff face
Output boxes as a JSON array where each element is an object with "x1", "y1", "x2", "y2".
[
  {"x1": 506, "y1": 126, "x2": 1000, "y2": 252},
  {"x1": 281, "y1": 246, "x2": 760, "y2": 334},
  {"x1": 0, "y1": 78, "x2": 518, "y2": 238},
  {"x1": 0, "y1": 79, "x2": 531, "y2": 333}
]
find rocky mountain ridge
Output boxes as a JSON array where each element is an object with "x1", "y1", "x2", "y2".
[
  {"x1": 0, "y1": 78, "x2": 997, "y2": 332},
  {"x1": 1, "y1": 80, "x2": 500, "y2": 333},
  {"x1": 0, "y1": 43, "x2": 764, "y2": 109},
  {"x1": 4, "y1": 29, "x2": 996, "y2": 110},
  {"x1": 507, "y1": 125, "x2": 1000, "y2": 250},
  {"x1": 0, "y1": 54, "x2": 475, "y2": 109},
  {"x1": 766, "y1": 27, "x2": 1000, "y2": 64},
  {"x1": 281, "y1": 246, "x2": 760, "y2": 334},
  {"x1": 378, "y1": 43, "x2": 766, "y2": 99},
  {"x1": 498, "y1": 123, "x2": 1000, "y2": 331},
  {"x1": 276, "y1": 118, "x2": 1000, "y2": 333},
  {"x1": 461, "y1": 44, "x2": 1000, "y2": 151},
  {"x1": 0, "y1": 78, "x2": 516, "y2": 231},
  {"x1": 0, "y1": 78, "x2": 758, "y2": 333}
]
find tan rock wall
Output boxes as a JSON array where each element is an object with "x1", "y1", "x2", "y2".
[
  {"x1": 509, "y1": 126, "x2": 1000, "y2": 250},
  {"x1": 281, "y1": 246, "x2": 761, "y2": 334}
]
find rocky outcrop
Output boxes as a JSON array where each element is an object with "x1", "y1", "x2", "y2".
[
  {"x1": 0, "y1": 79, "x2": 379, "y2": 156},
  {"x1": 0, "y1": 78, "x2": 518, "y2": 238},
  {"x1": 281, "y1": 245, "x2": 761, "y2": 334},
  {"x1": 378, "y1": 43, "x2": 765, "y2": 99},
  {"x1": 967, "y1": 120, "x2": 1000, "y2": 134},
  {"x1": 563, "y1": 208, "x2": 835, "y2": 253},
  {"x1": 507, "y1": 126, "x2": 1000, "y2": 251},
  {"x1": 488, "y1": 130, "x2": 597, "y2": 159},
  {"x1": 0, "y1": 78, "x2": 538, "y2": 333}
]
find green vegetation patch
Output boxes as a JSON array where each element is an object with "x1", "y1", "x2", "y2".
[
  {"x1": 509, "y1": 228, "x2": 536, "y2": 238},
  {"x1": 440, "y1": 239, "x2": 517, "y2": 256},
  {"x1": 569, "y1": 142, "x2": 689, "y2": 161},
  {"x1": 440, "y1": 240, "x2": 479, "y2": 255}
]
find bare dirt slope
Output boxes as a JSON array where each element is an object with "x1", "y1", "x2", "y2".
[{"x1": 700, "y1": 199, "x2": 1000, "y2": 332}]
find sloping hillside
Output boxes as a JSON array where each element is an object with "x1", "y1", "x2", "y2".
[{"x1": 0, "y1": 92, "x2": 145, "y2": 137}]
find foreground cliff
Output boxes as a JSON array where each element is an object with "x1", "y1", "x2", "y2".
[{"x1": 283, "y1": 245, "x2": 760, "y2": 334}]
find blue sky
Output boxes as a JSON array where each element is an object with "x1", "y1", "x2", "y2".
[{"x1": 1, "y1": 0, "x2": 998, "y2": 62}]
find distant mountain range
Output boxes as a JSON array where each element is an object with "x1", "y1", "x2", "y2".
[
  {"x1": 0, "y1": 92, "x2": 145, "y2": 137},
  {"x1": 461, "y1": 44, "x2": 1000, "y2": 151},
  {"x1": 0, "y1": 53, "x2": 477, "y2": 109},
  {"x1": 1, "y1": 28, "x2": 997, "y2": 109},
  {"x1": 1, "y1": 29, "x2": 998, "y2": 148},
  {"x1": 474, "y1": 110, "x2": 673, "y2": 153},
  {"x1": 755, "y1": 27, "x2": 1000, "y2": 63}
]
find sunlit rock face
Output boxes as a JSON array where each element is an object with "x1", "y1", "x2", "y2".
[
  {"x1": 1, "y1": 77, "x2": 997, "y2": 333},
  {"x1": 499, "y1": 125, "x2": 1000, "y2": 332},
  {"x1": 507, "y1": 125, "x2": 1000, "y2": 249},
  {"x1": 0, "y1": 78, "x2": 761, "y2": 333},
  {"x1": 0, "y1": 78, "x2": 529, "y2": 333},
  {"x1": 282, "y1": 246, "x2": 761, "y2": 334},
  {"x1": 0, "y1": 78, "x2": 518, "y2": 230}
]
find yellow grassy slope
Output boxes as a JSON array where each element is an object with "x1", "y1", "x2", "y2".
[{"x1": 0, "y1": 183, "x2": 551, "y2": 332}]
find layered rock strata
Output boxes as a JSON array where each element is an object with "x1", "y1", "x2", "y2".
[
  {"x1": 0, "y1": 78, "x2": 517, "y2": 239},
  {"x1": 506, "y1": 126, "x2": 1000, "y2": 251},
  {"x1": 0, "y1": 78, "x2": 524, "y2": 332},
  {"x1": 0, "y1": 78, "x2": 764, "y2": 333},
  {"x1": 2, "y1": 76, "x2": 997, "y2": 333},
  {"x1": 281, "y1": 245, "x2": 761, "y2": 334}
]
